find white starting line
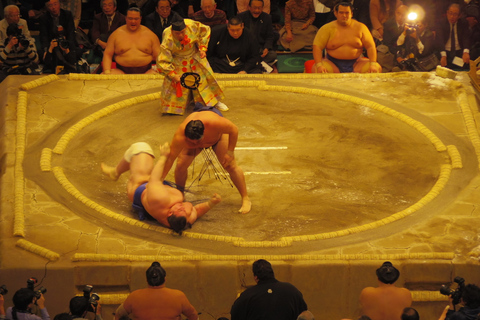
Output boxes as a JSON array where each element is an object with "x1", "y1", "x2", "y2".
[
  {"x1": 236, "y1": 147, "x2": 288, "y2": 150},
  {"x1": 244, "y1": 171, "x2": 292, "y2": 175},
  {"x1": 209, "y1": 146, "x2": 290, "y2": 176}
]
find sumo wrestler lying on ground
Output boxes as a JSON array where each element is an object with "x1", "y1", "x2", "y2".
[{"x1": 101, "y1": 142, "x2": 221, "y2": 233}]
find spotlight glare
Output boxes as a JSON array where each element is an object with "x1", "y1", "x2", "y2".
[{"x1": 408, "y1": 12, "x2": 418, "y2": 21}]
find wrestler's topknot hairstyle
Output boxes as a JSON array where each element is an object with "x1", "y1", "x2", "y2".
[
  {"x1": 167, "y1": 215, "x2": 192, "y2": 234},
  {"x1": 334, "y1": 0, "x2": 353, "y2": 11},
  {"x1": 127, "y1": 5, "x2": 142, "y2": 15},
  {"x1": 376, "y1": 261, "x2": 400, "y2": 284},
  {"x1": 185, "y1": 120, "x2": 204, "y2": 140},
  {"x1": 146, "y1": 261, "x2": 166, "y2": 286}
]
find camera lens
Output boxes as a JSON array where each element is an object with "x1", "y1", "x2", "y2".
[
  {"x1": 20, "y1": 39, "x2": 29, "y2": 47},
  {"x1": 60, "y1": 40, "x2": 69, "y2": 49},
  {"x1": 0, "y1": 285, "x2": 7, "y2": 295}
]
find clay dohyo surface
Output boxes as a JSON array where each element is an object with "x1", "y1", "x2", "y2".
[{"x1": 2, "y1": 72, "x2": 480, "y2": 260}]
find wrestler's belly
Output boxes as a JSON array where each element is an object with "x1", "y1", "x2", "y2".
[
  {"x1": 326, "y1": 45, "x2": 363, "y2": 61},
  {"x1": 114, "y1": 50, "x2": 154, "y2": 67}
]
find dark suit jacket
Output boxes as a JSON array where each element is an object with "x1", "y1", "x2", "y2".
[
  {"x1": 207, "y1": 24, "x2": 260, "y2": 73},
  {"x1": 237, "y1": 11, "x2": 275, "y2": 50},
  {"x1": 383, "y1": 18, "x2": 404, "y2": 54},
  {"x1": 90, "y1": 11, "x2": 126, "y2": 43},
  {"x1": 39, "y1": 9, "x2": 76, "y2": 53},
  {"x1": 143, "y1": 11, "x2": 182, "y2": 43},
  {"x1": 436, "y1": 17, "x2": 471, "y2": 55},
  {"x1": 352, "y1": 0, "x2": 371, "y2": 30},
  {"x1": 397, "y1": 28, "x2": 436, "y2": 59}
]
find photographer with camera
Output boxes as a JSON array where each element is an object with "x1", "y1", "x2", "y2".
[
  {"x1": 0, "y1": 23, "x2": 39, "y2": 81},
  {"x1": 69, "y1": 294, "x2": 102, "y2": 320},
  {"x1": 38, "y1": 0, "x2": 78, "y2": 74},
  {"x1": 0, "y1": 5, "x2": 35, "y2": 48},
  {"x1": 5, "y1": 288, "x2": 49, "y2": 320},
  {"x1": 42, "y1": 24, "x2": 77, "y2": 74},
  {"x1": 395, "y1": 18, "x2": 437, "y2": 72},
  {"x1": 438, "y1": 280, "x2": 480, "y2": 320}
]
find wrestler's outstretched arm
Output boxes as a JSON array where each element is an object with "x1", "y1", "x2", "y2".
[
  {"x1": 161, "y1": 131, "x2": 186, "y2": 180},
  {"x1": 151, "y1": 142, "x2": 170, "y2": 182},
  {"x1": 147, "y1": 143, "x2": 174, "y2": 208},
  {"x1": 193, "y1": 193, "x2": 222, "y2": 219}
]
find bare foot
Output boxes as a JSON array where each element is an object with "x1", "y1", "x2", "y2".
[
  {"x1": 238, "y1": 197, "x2": 251, "y2": 214},
  {"x1": 101, "y1": 163, "x2": 119, "y2": 181},
  {"x1": 210, "y1": 193, "x2": 222, "y2": 205}
]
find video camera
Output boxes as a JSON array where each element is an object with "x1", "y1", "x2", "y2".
[
  {"x1": 0, "y1": 285, "x2": 7, "y2": 295},
  {"x1": 83, "y1": 285, "x2": 100, "y2": 311},
  {"x1": 6, "y1": 24, "x2": 30, "y2": 48},
  {"x1": 27, "y1": 277, "x2": 47, "y2": 299},
  {"x1": 440, "y1": 276, "x2": 465, "y2": 305},
  {"x1": 54, "y1": 25, "x2": 70, "y2": 50}
]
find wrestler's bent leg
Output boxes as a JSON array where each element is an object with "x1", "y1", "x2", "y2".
[
  {"x1": 355, "y1": 59, "x2": 382, "y2": 73},
  {"x1": 214, "y1": 135, "x2": 251, "y2": 214},
  {"x1": 311, "y1": 60, "x2": 338, "y2": 73},
  {"x1": 174, "y1": 148, "x2": 200, "y2": 190},
  {"x1": 101, "y1": 142, "x2": 155, "y2": 180}
]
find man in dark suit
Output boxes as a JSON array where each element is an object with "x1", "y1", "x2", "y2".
[
  {"x1": 237, "y1": 0, "x2": 277, "y2": 67},
  {"x1": 143, "y1": 0, "x2": 182, "y2": 42},
  {"x1": 383, "y1": 4, "x2": 408, "y2": 56},
  {"x1": 437, "y1": 3, "x2": 471, "y2": 69},
  {"x1": 230, "y1": 259, "x2": 308, "y2": 320},
  {"x1": 396, "y1": 19, "x2": 438, "y2": 71},
  {"x1": 207, "y1": 16, "x2": 262, "y2": 73},
  {"x1": 90, "y1": 0, "x2": 126, "y2": 53},
  {"x1": 38, "y1": 0, "x2": 77, "y2": 73}
]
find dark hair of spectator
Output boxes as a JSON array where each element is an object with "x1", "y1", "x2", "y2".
[
  {"x1": 448, "y1": 3, "x2": 461, "y2": 12},
  {"x1": 376, "y1": 261, "x2": 399, "y2": 284},
  {"x1": 248, "y1": 0, "x2": 264, "y2": 6},
  {"x1": 462, "y1": 284, "x2": 480, "y2": 308},
  {"x1": 228, "y1": 16, "x2": 243, "y2": 26},
  {"x1": 156, "y1": 0, "x2": 172, "y2": 7},
  {"x1": 12, "y1": 288, "x2": 35, "y2": 310},
  {"x1": 252, "y1": 259, "x2": 275, "y2": 281},
  {"x1": 101, "y1": 0, "x2": 117, "y2": 7},
  {"x1": 146, "y1": 262, "x2": 167, "y2": 286},
  {"x1": 54, "y1": 313, "x2": 73, "y2": 320},
  {"x1": 358, "y1": 316, "x2": 372, "y2": 320},
  {"x1": 69, "y1": 296, "x2": 89, "y2": 317},
  {"x1": 401, "y1": 307, "x2": 419, "y2": 320},
  {"x1": 185, "y1": 120, "x2": 204, "y2": 140}
]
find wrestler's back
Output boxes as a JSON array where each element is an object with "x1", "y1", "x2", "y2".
[
  {"x1": 360, "y1": 286, "x2": 412, "y2": 320},
  {"x1": 183, "y1": 112, "x2": 226, "y2": 149}
]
